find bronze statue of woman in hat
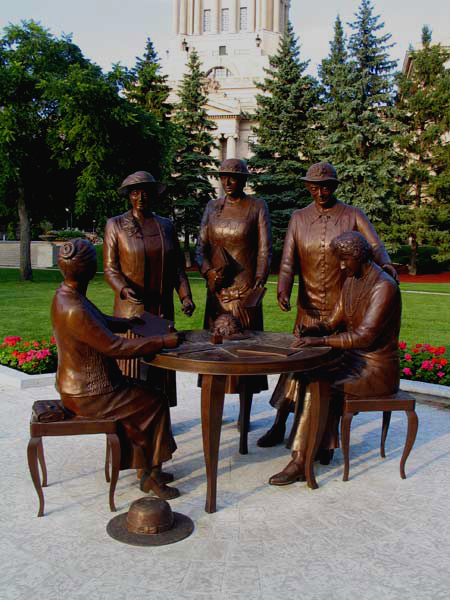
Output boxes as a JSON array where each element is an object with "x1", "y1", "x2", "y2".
[
  {"x1": 104, "y1": 171, "x2": 195, "y2": 405},
  {"x1": 257, "y1": 162, "x2": 397, "y2": 453},
  {"x1": 195, "y1": 159, "x2": 272, "y2": 414}
]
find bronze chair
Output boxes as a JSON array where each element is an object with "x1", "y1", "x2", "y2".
[
  {"x1": 27, "y1": 400, "x2": 120, "y2": 517},
  {"x1": 341, "y1": 390, "x2": 418, "y2": 481}
]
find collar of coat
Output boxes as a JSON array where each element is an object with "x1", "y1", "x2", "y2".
[
  {"x1": 122, "y1": 210, "x2": 157, "y2": 237},
  {"x1": 309, "y1": 199, "x2": 347, "y2": 225}
]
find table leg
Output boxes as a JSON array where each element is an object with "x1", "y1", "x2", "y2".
[
  {"x1": 201, "y1": 374, "x2": 226, "y2": 513},
  {"x1": 305, "y1": 379, "x2": 330, "y2": 489}
]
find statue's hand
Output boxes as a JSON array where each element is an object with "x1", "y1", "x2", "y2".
[
  {"x1": 278, "y1": 293, "x2": 291, "y2": 312},
  {"x1": 163, "y1": 332, "x2": 180, "y2": 349},
  {"x1": 253, "y1": 279, "x2": 265, "y2": 289},
  {"x1": 121, "y1": 287, "x2": 142, "y2": 304},
  {"x1": 382, "y1": 264, "x2": 399, "y2": 284},
  {"x1": 291, "y1": 336, "x2": 322, "y2": 348},
  {"x1": 181, "y1": 297, "x2": 195, "y2": 317}
]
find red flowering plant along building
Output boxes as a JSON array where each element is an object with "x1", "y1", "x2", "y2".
[
  {"x1": 399, "y1": 342, "x2": 450, "y2": 386},
  {"x1": 0, "y1": 336, "x2": 57, "y2": 375}
]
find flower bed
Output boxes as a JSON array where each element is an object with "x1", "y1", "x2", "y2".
[
  {"x1": 0, "y1": 336, "x2": 57, "y2": 375},
  {"x1": 399, "y1": 342, "x2": 449, "y2": 386}
]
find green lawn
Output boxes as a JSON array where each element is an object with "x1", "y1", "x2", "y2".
[{"x1": 1, "y1": 269, "x2": 449, "y2": 354}]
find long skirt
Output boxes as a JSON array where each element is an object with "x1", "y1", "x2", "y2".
[{"x1": 61, "y1": 379, "x2": 176, "y2": 470}]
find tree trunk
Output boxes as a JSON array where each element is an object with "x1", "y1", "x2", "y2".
[
  {"x1": 18, "y1": 186, "x2": 33, "y2": 281},
  {"x1": 184, "y1": 230, "x2": 191, "y2": 269},
  {"x1": 408, "y1": 233, "x2": 418, "y2": 276}
]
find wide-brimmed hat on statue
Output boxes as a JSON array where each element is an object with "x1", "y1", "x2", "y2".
[
  {"x1": 218, "y1": 159, "x2": 250, "y2": 177},
  {"x1": 118, "y1": 171, "x2": 166, "y2": 197},
  {"x1": 107, "y1": 497, "x2": 194, "y2": 547},
  {"x1": 300, "y1": 162, "x2": 340, "y2": 184}
]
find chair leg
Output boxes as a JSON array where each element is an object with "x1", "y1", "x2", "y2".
[
  {"x1": 238, "y1": 384, "x2": 253, "y2": 455},
  {"x1": 106, "y1": 433, "x2": 120, "y2": 512},
  {"x1": 105, "y1": 438, "x2": 111, "y2": 483},
  {"x1": 381, "y1": 411, "x2": 392, "y2": 458},
  {"x1": 27, "y1": 437, "x2": 45, "y2": 517},
  {"x1": 341, "y1": 412, "x2": 353, "y2": 482},
  {"x1": 400, "y1": 410, "x2": 419, "y2": 479},
  {"x1": 37, "y1": 438, "x2": 48, "y2": 487}
]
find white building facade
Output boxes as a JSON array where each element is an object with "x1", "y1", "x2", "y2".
[{"x1": 164, "y1": 0, "x2": 290, "y2": 161}]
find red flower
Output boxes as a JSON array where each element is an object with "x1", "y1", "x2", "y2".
[
  {"x1": 412, "y1": 348, "x2": 420, "y2": 354},
  {"x1": 399, "y1": 341, "x2": 407, "y2": 350},
  {"x1": 404, "y1": 354, "x2": 412, "y2": 361},
  {"x1": 440, "y1": 358, "x2": 448, "y2": 367}
]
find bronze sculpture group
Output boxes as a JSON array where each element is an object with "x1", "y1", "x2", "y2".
[{"x1": 51, "y1": 160, "x2": 402, "y2": 506}]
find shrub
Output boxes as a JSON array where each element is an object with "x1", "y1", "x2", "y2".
[
  {"x1": 0, "y1": 336, "x2": 57, "y2": 375},
  {"x1": 399, "y1": 342, "x2": 449, "y2": 386}
]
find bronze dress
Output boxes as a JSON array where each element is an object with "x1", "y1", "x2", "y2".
[
  {"x1": 51, "y1": 283, "x2": 175, "y2": 470},
  {"x1": 104, "y1": 210, "x2": 192, "y2": 405},
  {"x1": 271, "y1": 199, "x2": 392, "y2": 411},
  {"x1": 291, "y1": 263, "x2": 401, "y2": 453},
  {"x1": 196, "y1": 195, "x2": 272, "y2": 393}
]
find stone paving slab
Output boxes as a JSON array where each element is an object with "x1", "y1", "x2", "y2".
[{"x1": 1, "y1": 374, "x2": 450, "y2": 600}]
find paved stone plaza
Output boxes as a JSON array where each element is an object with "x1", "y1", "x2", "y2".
[{"x1": 1, "y1": 373, "x2": 450, "y2": 600}]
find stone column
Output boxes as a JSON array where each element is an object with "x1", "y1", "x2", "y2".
[
  {"x1": 273, "y1": 0, "x2": 280, "y2": 33},
  {"x1": 230, "y1": 0, "x2": 237, "y2": 33},
  {"x1": 180, "y1": 0, "x2": 188, "y2": 34},
  {"x1": 226, "y1": 135, "x2": 238, "y2": 159},
  {"x1": 172, "y1": 0, "x2": 180, "y2": 35},
  {"x1": 193, "y1": 0, "x2": 202, "y2": 34},
  {"x1": 214, "y1": 0, "x2": 221, "y2": 34},
  {"x1": 248, "y1": 0, "x2": 256, "y2": 32},
  {"x1": 261, "y1": 0, "x2": 269, "y2": 30}
]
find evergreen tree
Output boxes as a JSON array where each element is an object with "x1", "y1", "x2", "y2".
[
  {"x1": 126, "y1": 38, "x2": 172, "y2": 121},
  {"x1": 248, "y1": 23, "x2": 320, "y2": 250},
  {"x1": 395, "y1": 26, "x2": 450, "y2": 266},
  {"x1": 319, "y1": 1, "x2": 401, "y2": 228},
  {"x1": 169, "y1": 50, "x2": 218, "y2": 266}
]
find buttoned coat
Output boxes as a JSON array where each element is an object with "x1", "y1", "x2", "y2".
[{"x1": 104, "y1": 210, "x2": 191, "y2": 321}]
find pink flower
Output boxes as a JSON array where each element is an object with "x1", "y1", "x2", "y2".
[
  {"x1": 437, "y1": 371, "x2": 445, "y2": 378},
  {"x1": 404, "y1": 354, "x2": 412, "y2": 361},
  {"x1": 421, "y1": 360, "x2": 433, "y2": 371},
  {"x1": 399, "y1": 341, "x2": 407, "y2": 350},
  {"x1": 403, "y1": 367, "x2": 412, "y2": 376}
]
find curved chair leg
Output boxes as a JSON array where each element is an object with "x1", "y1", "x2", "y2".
[
  {"x1": 106, "y1": 433, "x2": 120, "y2": 512},
  {"x1": 400, "y1": 410, "x2": 419, "y2": 479},
  {"x1": 37, "y1": 438, "x2": 48, "y2": 487},
  {"x1": 238, "y1": 384, "x2": 253, "y2": 455},
  {"x1": 381, "y1": 411, "x2": 392, "y2": 458},
  {"x1": 105, "y1": 438, "x2": 111, "y2": 483},
  {"x1": 28, "y1": 437, "x2": 45, "y2": 517},
  {"x1": 341, "y1": 412, "x2": 354, "y2": 482}
]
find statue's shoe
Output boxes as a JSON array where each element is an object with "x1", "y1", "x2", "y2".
[
  {"x1": 140, "y1": 473, "x2": 180, "y2": 499},
  {"x1": 257, "y1": 424, "x2": 286, "y2": 447},
  {"x1": 136, "y1": 469, "x2": 174, "y2": 483},
  {"x1": 268, "y1": 461, "x2": 306, "y2": 486}
]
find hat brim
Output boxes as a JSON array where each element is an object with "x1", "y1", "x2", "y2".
[
  {"x1": 300, "y1": 177, "x2": 340, "y2": 184},
  {"x1": 218, "y1": 171, "x2": 251, "y2": 177},
  {"x1": 106, "y1": 511, "x2": 194, "y2": 546},
  {"x1": 119, "y1": 182, "x2": 167, "y2": 197}
]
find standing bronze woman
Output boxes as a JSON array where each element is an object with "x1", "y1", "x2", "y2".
[
  {"x1": 195, "y1": 159, "x2": 272, "y2": 444},
  {"x1": 104, "y1": 171, "x2": 195, "y2": 404}
]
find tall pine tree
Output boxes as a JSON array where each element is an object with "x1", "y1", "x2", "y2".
[
  {"x1": 319, "y1": 1, "x2": 401, "y2": 228},
  {"x1": 395, "y1": 26, "x2": 450, "y2": 266},
  {"x1": 169, "y1": 50, "x2": 218, "y2": 266},
  {"x1": 248, "y1": 23, "x2": 320, "y2": 250}
]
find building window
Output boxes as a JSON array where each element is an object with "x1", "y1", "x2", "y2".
[
  {"x1": 240, "y1": 7, "x2": 248, "y2": 30},
  {"x1": 219, "y1": 46, "x2": 227, "y2": 56},
  {"x1": 221, "y1": 8, "x2": 229, "y2": 32},
  {"x1": 203, "y1": 9, "x2": 211, "y2": 32}
]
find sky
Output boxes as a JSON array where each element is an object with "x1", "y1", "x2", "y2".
[{"x1": 1, "y1": 0, "x2": 449, "y2": 76}]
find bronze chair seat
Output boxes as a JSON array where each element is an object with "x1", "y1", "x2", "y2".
[
  {"x1": 27, "y1": 400, "x2": 121, "y2": 517},
  {"x1": 341, "y1": 390, "x2": 419, "y2": 481}
]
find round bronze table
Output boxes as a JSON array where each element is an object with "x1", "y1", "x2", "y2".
[{"x1": 146, "y1": 330, "x2": 339, "y2": 513}]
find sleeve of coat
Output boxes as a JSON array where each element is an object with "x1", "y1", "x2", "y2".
[
  {"x1": 103, "y1": 218, "x2": 128, "y2": 297},
  {"x1": 169, "y1": 220, "x2": 192, "y2": 301},
  {"x1": 324, "y1": 279, "x2": 399, "y2": 349},
  {"x1": 277, "y1": 212, "x2": 298, "y2": 300},
  {"x1": 195, "y1": 201, "x2": 214, "y2": 276},
  {"x1": 64, "y1": 297, "x2": 165, "y2": 359},
  {"x1": 355, "y1": 208, "x2": 391, "y2": 267},
  {"x1": 255, "y1": 199, "x2": 272, "y2": 284}
]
